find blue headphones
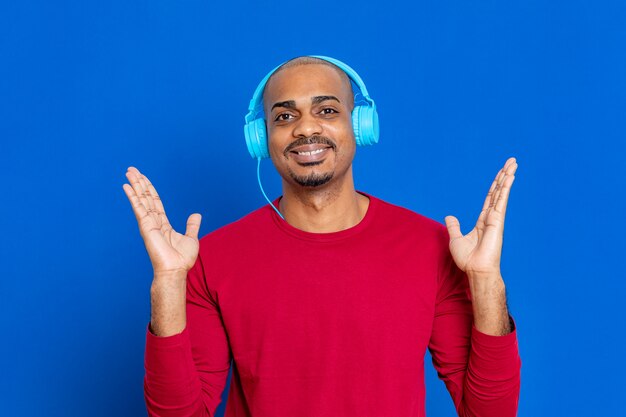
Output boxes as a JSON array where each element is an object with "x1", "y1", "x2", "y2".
[{"x1": 243, "y1": 55, "x2": 380, "y2": 159}]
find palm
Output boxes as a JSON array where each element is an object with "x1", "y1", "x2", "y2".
[
  {"x1": 123, "y1": 167, "x2": 202, "y2": 274},
  {"x1": 445, "y1": 158, "x2": 517, "y2": 276}
]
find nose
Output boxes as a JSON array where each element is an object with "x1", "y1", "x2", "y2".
[{"x1": 292, "y1": 112, "x2": 323, "y2": 138}]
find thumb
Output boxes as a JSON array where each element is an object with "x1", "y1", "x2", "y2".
[
  {"x1": 185, "y1": 213, "x2": 202, "y2": 239},
  {"x1": 444, "y1": 215, "x2": 463, "y2": 241}
]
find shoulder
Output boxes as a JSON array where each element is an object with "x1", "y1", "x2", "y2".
[
  {"x1": 364, "y1": 194, "x2": 452, "y2": 273},
  {"x1": 366, "y1": 193, "x2": 450, "y2": 253},
  {"x1": 370, "y1": 194, "x2": 447, "y2": 234},
  {"x1": 198, "y1": 204, "x2": 274, "y2": 250}
]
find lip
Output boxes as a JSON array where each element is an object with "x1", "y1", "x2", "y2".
[{"x1": 289, "y1": 144, "x2": 332, "y2": 164}]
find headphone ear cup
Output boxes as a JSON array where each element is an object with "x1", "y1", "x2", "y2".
[
  {"x1": 244, "y1": 118, "x2": 270, "y2": 159},
  {"x1": 351, "y1": 106, "x2": 363, "y2": 146},
  {"x1": 352, "y1": 105, "x2": 380, "y2": 147}
]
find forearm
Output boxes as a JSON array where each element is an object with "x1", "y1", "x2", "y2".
[
  {"x1": 144, "y1": 261, "x2": 230, "y2": 417},
  {"x1": 145, "y1": 271, "x2": 204, "y2": 416},
  {"x1": 467, "y1": 272, "x2": 511, "y2": 336},
  {"x1": 150, "y1": 270, "x2": 188, "y2": 336}
]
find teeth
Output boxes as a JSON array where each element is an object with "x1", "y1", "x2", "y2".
[{"x1": 297, "y1": 149, "x2": 326, "y2": 156}]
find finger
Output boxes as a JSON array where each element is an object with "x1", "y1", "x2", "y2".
[
  {"x1": 505, "y1": 159, "x2": 518, "y2": 176},
  {"x1": 495, "y1": 174, "x2": 516, "y2": 215},
  {"x1": 475, "y1": 207, "x2": 487, "y2": 235},
  {"x1": 138, "y1": 174, "x2": 156, "y2": 215},
  {"x1": 131, "y1": 169, "x2": 172, "y2": 228},
  {"x1": 143, "y1": 176, "x2": 171, "y2": 229},
  {"x1": 489, "y1": 158, "x2": 517, "y2": 207},
  {"x1": 483, "y1": 167, "x2": 505, "y2": 212},
  {"x1": 185, "y1": 213, "x2": 202, "y2": 239},
  {"x1": 489, "y1": 172, "x2": 503, "y2": 209},
  {"x1": 490, "y1": 173, "x2": 506, "y2": 208},
  {"x1": 126, "y1": 168, "x2": 149, "y2": 212},
  {"x1": 493, "y1": 160, "x2": 518, "y2": 207},
  {"x1": 142, "y1": 175, "x2": 166, "y2": 215},
  {"x1": 444, "y1": 215, "x2": 463, "y2": 241},
  {"x1": 504, "y1": 157, "x2": 517, "y2": 172},
  {"x1": 122, "y1": 183, "x2": 149, "y2": 224}
]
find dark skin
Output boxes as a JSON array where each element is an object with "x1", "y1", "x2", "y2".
[{"x1": 123, "y1": 63, "x2": 518, "y2": 337}]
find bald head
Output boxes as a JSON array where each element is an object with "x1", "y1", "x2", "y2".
[{"x1": 263, "y1": 56, "x2": 355, "y2": 110}]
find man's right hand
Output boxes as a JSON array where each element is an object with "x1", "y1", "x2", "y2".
[
  {"x1": 123, "y1": 167, "x2": 201, "y2": 274},
  {"x1": 123, "y1": 167, "x2": 202, "y2": 336}
]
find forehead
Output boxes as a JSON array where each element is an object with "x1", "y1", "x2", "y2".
[{"x1": 262, "y1": 64, "x2": 351, "y2": 110}]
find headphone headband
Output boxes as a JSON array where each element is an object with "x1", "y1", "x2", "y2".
[{"x1": 245, "y1": 55, "x2": 376, "y2": 122}]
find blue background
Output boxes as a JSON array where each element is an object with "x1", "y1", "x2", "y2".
[{"x1": 1, "y1": 1, "x2": 625, "y2": 416}]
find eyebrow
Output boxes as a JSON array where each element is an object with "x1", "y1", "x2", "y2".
[
  {"x1": 271, "y1": 95, "x2": 341, "y2": 111},
  {"x1": 312, "y1": 95, "x2": 340, "y2": 105},
  {"x1": 271, "y1": 100, "x2": 296, "y2": 111}
]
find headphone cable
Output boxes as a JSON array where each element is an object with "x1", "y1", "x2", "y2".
[{"x1": 257, "y1": 157, "x2": 285, "y2": 220}]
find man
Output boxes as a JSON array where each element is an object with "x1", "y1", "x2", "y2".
[{"x1": 123, "y1": 56, "x2": 521, "y2": 417}]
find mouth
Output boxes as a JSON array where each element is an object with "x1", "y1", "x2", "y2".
[
  {"x1": 288, "y1": 144, "x2": 333, "y2": 165},
  {"x1": 283, "y1": 136, "x2": 337, "y2": 166}
]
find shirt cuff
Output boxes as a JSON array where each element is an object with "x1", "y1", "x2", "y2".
[
  {"x1": 146, "y1": 323, "x2": 188, "y2": 347},
  {"x1": 469, "y1": 316, "x2": 521, "y2": 379},
  {"x1": 472, "y1": 315, "x2": 517, "y2": 345},
  {"x1": 144, "y1": 324, "x2": 197, "y2": 394}
]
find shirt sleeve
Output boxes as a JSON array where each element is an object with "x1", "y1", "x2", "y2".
[
  {"x1": 428, "y1": 231, "x2": 521, "y2": 417},
  {"x1": 143, "y1": 252, "x2": 232, "y2": 417}
]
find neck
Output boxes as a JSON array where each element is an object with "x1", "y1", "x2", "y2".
[{"x1": 279, "y1": 167, "x2": 370, "y2": 233}]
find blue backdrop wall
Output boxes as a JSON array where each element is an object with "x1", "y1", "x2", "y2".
[{"x1": 1, "y1": 1, "x2": 625, "y2": 416}]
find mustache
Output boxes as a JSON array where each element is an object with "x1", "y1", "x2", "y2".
[{"x1": 284, "y1": 135, "x2": 337, "y2": 156}]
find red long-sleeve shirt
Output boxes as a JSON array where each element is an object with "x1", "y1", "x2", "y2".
[{"x1": 144, "y1": 194, "x2": 521, "y2": 417}]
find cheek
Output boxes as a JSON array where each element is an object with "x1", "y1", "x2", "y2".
[
  {"x1": 267, "y1": 129, "x2": 288, "y2": 158},
  {"x1": 337, "y1": 123, "x2": 357, "y2": 152},
  {"x1": 326, "y1": 114, "x2": 354, "y2": 139},
  {"x1": 339, "y1": 141, "x2": 357, "y2": 163}
]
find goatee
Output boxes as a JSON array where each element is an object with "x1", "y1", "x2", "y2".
[{"x1": 289, "y1": 171, "x2": 334, "y2": 187}]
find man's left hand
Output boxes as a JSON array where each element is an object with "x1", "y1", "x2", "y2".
[
  {"x1": 444, "y1": 157, "x2": 518, "y2": 335},
  {"x1": 445, "y1": 157, "x2": 518, "y2": 278}
]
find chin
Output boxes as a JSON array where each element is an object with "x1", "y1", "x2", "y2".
[{"x1": 290, "y1": 171, "x2": 335, "y2": 188}]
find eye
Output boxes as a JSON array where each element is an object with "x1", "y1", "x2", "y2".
[
  {"x1": 274, "y1": 113, "x2": 294, "y2": 122},
  {"x1": 320, "y1": 108, "x2": 338, "y2": 115}
]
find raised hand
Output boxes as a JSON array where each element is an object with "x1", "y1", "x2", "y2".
[
  {"x1": 444, "y1": 157, "x2": 518, "y2": 278},
  {"x1": 122, "y1": 167, "x2": 202, "y2": 275}
]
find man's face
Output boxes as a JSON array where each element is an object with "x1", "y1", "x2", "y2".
[{"x1": 262, "y1": 64, "x2": 355, "y2": 188}]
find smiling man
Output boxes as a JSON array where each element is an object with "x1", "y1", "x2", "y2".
[{"x1": 124, "y1": 56, "x2": 521, "y2": 417}]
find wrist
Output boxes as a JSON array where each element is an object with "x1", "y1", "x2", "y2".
[
  {"x1": 467, "y1": 270, "x2": 505, "y2": 302},
  {"x1": 467, "y1": 273, "x2": 505, "y2": 298},
  {"x1": 152, "y1": 269, "x2": 187, "y2": 284},
  {"x1": 466, "y1": 268, "x2": 502, "y2": 281}
]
